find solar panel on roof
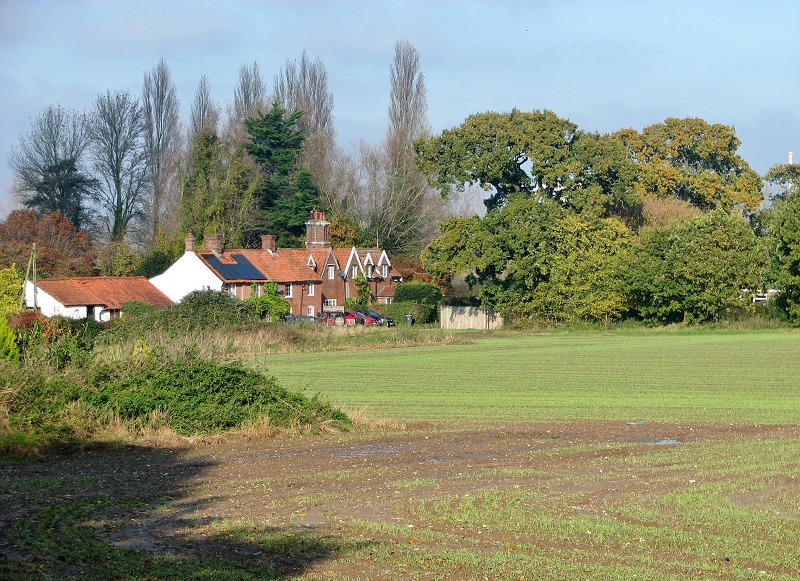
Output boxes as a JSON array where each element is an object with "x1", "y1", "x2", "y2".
[{"x1": 204, "y1": 254, "x2": 266, "y2": 281}]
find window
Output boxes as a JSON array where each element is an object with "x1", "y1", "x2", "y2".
[
  {"x1": 366, "y1": 265, "x2": 374, "y2": 277},
  {"x1": 381, "y1": 265, "x2": 388, "y2": 278},
  {"x1": 284, "y1": 283, "x2": 293, "y2": 298},
  {"x1": 307, "y1": 305, "x2": 315, "y2": 317},
  {"x1": 308, "y1": 283, "x2": 315, "y2": 296},
  {"x1": 328, "y1": 265, "x2": 335, "y2": 280},
  {"x1": 324, "y1": 298, "x2": 337, "y2": 307},
  {"x1": 352, "y1": 265, "x2": 358, "y2": 278},
  {"x1": 228, "y1": 285, "x2": 237, "y2": 297}
]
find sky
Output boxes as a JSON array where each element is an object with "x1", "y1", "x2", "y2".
[{"x1": 1, "y1": 0, "x2": 798, "y2": 218}]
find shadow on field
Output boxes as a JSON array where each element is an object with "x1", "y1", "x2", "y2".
[{"x1": 0, "y1": 444, "x2": 372, "y2": 579}]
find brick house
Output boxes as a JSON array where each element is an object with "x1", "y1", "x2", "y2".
[
  {"x1": 150, "y1": 211, "x2": 401, "y2": 316},
  {"x1": 24, "y1": 276, "x2": 173, "y2": 322}
]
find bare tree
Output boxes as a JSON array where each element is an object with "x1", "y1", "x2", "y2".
[
  {"x1": 89, "y1": 90, "x2": 149, "y2": 242},
  {"x1": 142, "y1": 58, "x2": 181, "y2": 247},
  {"x1": 388, "y1": 40, "x2": 430, "y2": 144},
  {"x1": 189, "y1": 75, "x2": 219, "y2": 139},
  {"x1": 352, "y1": 40, "x2": 442, "y2": 254},
  {"x1": 274, "y1": 51, "x2": 349, "y2": 215},
  {"x1": 7, "y1": 105, "x2": 95, "y2": 230},
  {"x1": 232, "y1": 61, "x2": 267, "y2": 124},
  {"x1": 274, "y1": 50, "x2": 334, "y2": 137}
]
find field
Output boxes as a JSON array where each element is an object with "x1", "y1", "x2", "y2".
[
  {"x1": 259, "y1": 329, "x2": 800, "y2": 425},
  {"x1": 2, "y1": 329, "x2": 799, "y2": 579}
]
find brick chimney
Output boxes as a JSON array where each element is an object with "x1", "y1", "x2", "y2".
[
  {"x1": 184, "y1": 233, "x2": 195, "y2": 252},
  {"x1": 260, "y1": 234, "x2": 277, "y2": 252},
  {"x1": 205, "y1": 233, "x2": 223, "y2": 253},
  {"x1": 305, "y1": 210, "x2": 330, "y2": 248}
]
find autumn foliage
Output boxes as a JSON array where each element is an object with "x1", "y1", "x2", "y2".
[{"x1": 0, "y1": 210, "x2": 97, "y2": 278}]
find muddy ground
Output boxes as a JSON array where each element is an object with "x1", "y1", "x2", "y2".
[{"x1": 2, "y1": 421, "x2": 799, "y2": 578}]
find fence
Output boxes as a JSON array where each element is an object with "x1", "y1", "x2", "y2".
[{"x1": 440, "y1": 306, "x2": 503, "y2": 330}]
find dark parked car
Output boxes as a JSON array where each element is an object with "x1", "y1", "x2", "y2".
[
  {"x1": 358, "y1": 308, "x2": 395, "y2": 327},
  {"x1": 353, "y1": 310, "x2": 380, "y2": 325},
  {"x1": 284, "y1": 314, "x2": 319, "y2": 325}
]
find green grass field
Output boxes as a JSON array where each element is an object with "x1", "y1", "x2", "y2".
[{"x1": 258, "y1": 329, "x2": 800, "y2": 424}]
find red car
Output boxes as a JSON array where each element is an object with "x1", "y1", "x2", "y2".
[
  {"x1": 351, "y1": 310, "x2": 380, "y2": 325},
  {"x1": 324, "y1": 310, "x2": 365, "y2": 326}
]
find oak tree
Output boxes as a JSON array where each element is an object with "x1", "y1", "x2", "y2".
[{"x1": 613, "y1": 118, "x2": 763, "y2": 213}]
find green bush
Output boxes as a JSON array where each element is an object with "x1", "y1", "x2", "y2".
[
  {"x1": 0, "y1": 352, "x2": 351, "y2": 453},
  {"x1": 0, "y1": 317, "x2": 19, "y2": 362},
  {"x1": 382, "y1": 301, "x2": 437, "y2": 324},
  {"x1": 247, "y1": 282, "x2": 291, "y2": 320},
  {"x1": 110, "y1": 290, "x2": 258, "y2": 338},
  {"x1": 86, "y1": 356, "x2": 349, "y2": 434},
  {"x1": 393, "y1": 281, "x2": 443, "y2": 306}
]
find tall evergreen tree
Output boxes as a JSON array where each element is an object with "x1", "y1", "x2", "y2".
[{"x1": 244, "y1": 104, "x2": 319, "y2": 247}]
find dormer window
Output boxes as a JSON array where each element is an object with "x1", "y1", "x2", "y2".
[
  {"x1": 351, "y1": 265, "x2": 358, "y2": 278},
  {"x1": 381, "y1": 265, "x2": 388, "y2": 278},
  {"x1": 328, "y1": 265, "x2": 335, "y2": 280}
]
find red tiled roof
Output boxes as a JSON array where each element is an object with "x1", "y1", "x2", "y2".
[
  {"x1": 36, "y1": 277, "x2": 173, "y2": 310},
  {"x1": 197, "y1": 249, "x2": 322, "y2": 284}
]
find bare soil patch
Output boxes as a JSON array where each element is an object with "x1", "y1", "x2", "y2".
[{"x1": 2, "y1": 420, "x2": 798, "y2": 579}]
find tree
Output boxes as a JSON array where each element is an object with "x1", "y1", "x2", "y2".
[
  {"x1": 0, "y1": 210, "x2": 97, "y2": 278},
  {"x1": 274, "y1": 51, "x2": 347, "y2": 217},
  {"x1": 189, "y1": 75, "x2": 219, "y2": 140},
  {"x1": 89, "y1": 90, "x2": 149, "y2": 242},
  {"x1": 621, "y1": 210, "x2": 765, "y2": 324},
  {"x1": 415, "y1": 109, "x2": 576, "y2": 210},
  {"x1": 414, "y1": 109, "x2": 636, "y2": 218},
  {"x1": 613, "y1": 118, "x2": 763, "y2": 213},
  {"x1": 423, "y1": 196, "x2": 631, "y2": 324},
  {"x1": 232, "y1": 61, "x2": 267, "y2": 126},
  {"x1": 764, "y1": 162, "x2": 799, "y2": 201},
  {"x1": 142, "y1": 58, "x2": 181, "y2": 247},
  {"x1": 244, "y1": 104, "x2": 319, "y2": 246},
  {"x1": 763, "y1": 191, "x2": 800, "y2": 322},
  {"x1": 393, "y1": 280, "x2": 443, "y2": 306},
  {"x1": 350, "y1": 40, "x2": 443, "y2": 254},
  {"x1": 7, "y1": 105, "x2": 95, "y2": 230},
  {"x1": 180, "y1": 128, "x2": 260, "y2": 249}
]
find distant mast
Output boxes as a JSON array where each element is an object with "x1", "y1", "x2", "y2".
[{"x1": 790, "y1": 151, "x2": 794, "y2": 164}]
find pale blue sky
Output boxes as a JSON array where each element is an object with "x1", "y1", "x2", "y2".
[{"x1": 1, "y1": 0, "x2": 798, "y2": 218}]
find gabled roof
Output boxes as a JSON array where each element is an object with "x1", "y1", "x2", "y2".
[{"x1": 36, "y1": 277, "x2": 173, "y2": 310}]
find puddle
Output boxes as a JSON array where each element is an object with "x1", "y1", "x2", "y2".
[
  {"x1": 332, "y1": 443, "x2": 413, "y2": 458},
  {"x1": 629, "y1": 438, "x2": 682, "y2": 445}
]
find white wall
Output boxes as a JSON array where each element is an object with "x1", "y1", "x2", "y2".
[
  {"x1": 149, "y1": 252, "x2": 222, "y2": 303},
  {"x1": 24, "y1": 281, "x2": 87, "y2": 320}
]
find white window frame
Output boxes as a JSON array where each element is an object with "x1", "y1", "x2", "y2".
[
  {"x1": 328, "y1": 265, "x2": 335, "y2": 280},
  {"x1": 352, "y1": 265, "x2": 358, "y2": 278},
  {"x1": 307, "y1": 305, "x2": 315, "y2": 317},
  {"x1": 308, "y1": 283, "x2": 315, "y2": 296},
  {"x1": 381, "y1": 264, "x2": 388, "y2": 278},
  {"x1": 284, "y1": 283, "x2": 293, "y2": 298},
  {"x1": 324, "y1": 298, "x2": 337, "y2": 307}
]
